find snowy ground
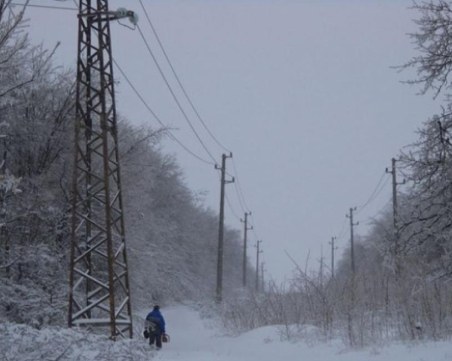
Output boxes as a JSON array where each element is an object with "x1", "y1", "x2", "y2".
[
  {"x1": 151, "y1": 306, "x2": 452, "y2": 361},
  {"x1": 1, "y1": 305, "x2": 452, "y2": 360}
]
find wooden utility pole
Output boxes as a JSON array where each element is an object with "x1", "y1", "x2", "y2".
[
  {"x1": 386, "y1": 158, "x2": 404, "y2": 276},
  {"x1": 215, "y1": 153, "x2": 234, "y2": 303},
  {"x1": 255, "y1": 240, "x2": 262, "y2": 292},
  {"x1": 346, "y1": 208, "x2": 358, "y2": 347},
  {"x1": 346, "y1": 207, "x2": 358, "y2": 274},
  {"x1": 240, "y1": 211, "x2": 252, "y2": 287},
  {"x1": 329, "y1": 236, "x2": 337, "y2": 278},
  {"x1": 260, "y1": 262, "x2": 265, "y2": 292},
  {"x1": 68, "y1": 2, "x2": 136, "y2": 339}
]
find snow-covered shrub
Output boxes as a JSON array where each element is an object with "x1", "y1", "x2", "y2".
[
  {"x1": 0, "y1": 243, "x2": 67, "y2": 327},
  {"x1": 0, "y1": 322, "x2": 152, "y2": 361}
]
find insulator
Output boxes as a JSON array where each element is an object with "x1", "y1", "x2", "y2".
[
  {"x1": 116, "y1": 7, "x2": 128, "y2": 18},
  {"x1": 115, "y1": 8, "x2": 139, "y2": 25}
]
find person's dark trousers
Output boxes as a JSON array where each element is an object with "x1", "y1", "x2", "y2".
[
  {"x1": 149, "y1": 329, "x2": 163, "y2": 349},
  {"x1": 155, "y1": 332, "x2": 162, "y2": 349}
]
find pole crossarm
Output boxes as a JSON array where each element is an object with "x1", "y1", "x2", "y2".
[{"x1": 68, "y1": 0, "x2": 133, "y2": 340}]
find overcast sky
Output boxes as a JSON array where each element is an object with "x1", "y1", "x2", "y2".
[{"x1": 23, "y1": 0, "x2": 440, "y2": 283}]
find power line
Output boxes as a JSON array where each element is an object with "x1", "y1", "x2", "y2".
[
  {"x1": 136, "y1": 0, "x2": 231, "y2": 154},
  {"x1": 113, "y1": 58, "x2": 215, "y2": 166},
  {"x1": 249, "y1": 213, "x2": 260, "y2": 241},
  {"x1": 337, "y1": 218, "x2": 348, "y2": 240},
  {"x1": 136, "y1": 23, "x2": 218, "y2": 165},
  {"x1": 231, "y1": 158, "x2": 251, "y2": 212},
  {"x1": 136, "y1": 0, "x2": 260, "y2": 235},
  {"x1": 357, "y1": 171, "x2": 390, "y2": 213},
  {"x1": 225, "y1": 193, "x2": 241, "y2": 221},
  {"x1": 11, "y1": 2, "x2": 77, "y2": 10},
  {"x1": 133, "y1": 5, "x2": 258, "y2": 233},
  {"x1": 27, "y1": 1, "x2": 217, "y2": 167},
  {"x1": 232, "y1": 181, "x2": 248, "y2": 214},
  {"x1": 224, "y1": 173, "x2": 248, "y2": 214},
  {"x1": 225, "y1": 161, "x2": 252, "y2": 215}
]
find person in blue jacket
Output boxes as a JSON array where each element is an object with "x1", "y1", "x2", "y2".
[{"x1": 145, "y1": 305, "x2": 166, "y2": 349}]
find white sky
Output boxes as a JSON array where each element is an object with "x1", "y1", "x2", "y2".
[{"x1": 22, "y1": 0, "x2": 440, "y2": 283}]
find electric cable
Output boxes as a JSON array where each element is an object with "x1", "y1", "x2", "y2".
[
  {"x1": 357, "y1": 172, "x2": 390, "y2": 213},
  {"x1": 65, "y1": 2, "x2": 213, "y2": 165},
  {"x1": 231, "y1": 158, "x2": 251, "y2": 212},
  {"x1": 224, "y1": 163, "x2": 252, "y2": 217},
  {"x1": 225, "y1": 193, "x2": 241, "y2": 222},
  {"x1": 232, "y1": 181, "x2": 248, "y2": 214},
  {"x1": 337, "y1": 218, "x2": 348, "y2": 240},
  {"x1": 137, "y1": 0, "x2": 231, "y2": 154},
  {"x1": 136, "y1": 23, "x2": 218, "y2": 165},
  {"x1": 357, "y1": 173, "x2": 389, "y2": 214},
  {"x1": 10, "y1": 2, "x2": 76, "y2": 10},
  {"x1": 250, "y1": 213, "x2": 260, "y2": 241},
  {"x1": 136, "y1": 1, "x2": 261, "y2": 234},
  {"x1": 113, "y1": 58, "x2": 215, "y2": 166}
]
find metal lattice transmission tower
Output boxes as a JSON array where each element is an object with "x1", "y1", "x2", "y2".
[{"x1": 68, "y1": 1, "x2": 137, "y2": 339}]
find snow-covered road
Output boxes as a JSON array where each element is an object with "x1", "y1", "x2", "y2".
[{"x1": 148, "y1": 306, "x2": 452, "y2": 361}]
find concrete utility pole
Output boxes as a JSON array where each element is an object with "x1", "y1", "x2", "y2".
[
  {"x1": 346, "y1": 208, "x2": 358, "y2": 274},
  {"x1": 255, "y1": 240, "x2": 263, "y2": 292},
  {"x1": 320, "y1": 244, "x2": 324, "y2": 285},
  {"x1": 386, "y1": 158, "x2": 405, "y2": 276},
  {"x1": 329, "y1": 236, "x2": 337, "y2": 278},
  {"x1": 240, "y1": 211, "x2": 252, "y2": 287},
  {"x1": 215, "y1": 153, "x2": 234, "y2": 303},
  {"x1": 260, "y1": 262, "x2": 265, "y2": 292},
  {"x1": 68, "y1": 2, "x2": 137, "y2": 339}
]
